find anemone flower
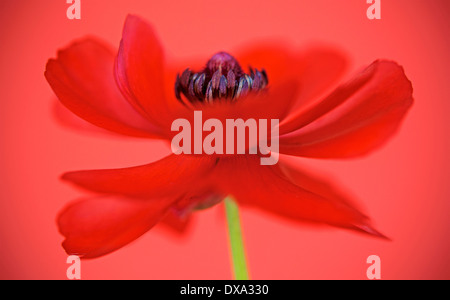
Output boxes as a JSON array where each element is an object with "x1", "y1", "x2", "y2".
[{"x1": 45, "y1": 15, "x2": 413, "y2": 276}]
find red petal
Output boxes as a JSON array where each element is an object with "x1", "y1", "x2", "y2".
[
  {"x1": 236, "y1": 42, "x2": 297, "y2": 87},
  {"x1": 62, "y1": 154, "x2": 217, "y2": 198},
  {"x1": 277, "y1": 161, "x2": 387, "y2": 237},
  {"x1": 280, "y1": 60, "x2": 413, "y2": 158},
  {"x1": 158, "y1": 208, "x2": 193, "y2": 234},
  {"x1": 214, "y1": 156, "x2": 384, "y2": 236},
  {"x1": 52, "y1": 100, "x2": 118, "y2": 137},
  {"x1": 279, "y1": 61, "x2": 374, "y2": 135},
  {"x1": 45, "y1": 38, "x2": 163, "y2": 138},
  {"x1": 58, "y1": 195, "x2": 173, "y2": 259},
  {"x1": 236, "y1": 43, "x2": 348, "y2": 110},
  {"x1": 291, "y1": 46, "x2": 348, "y2": 109},
  {"x1": 115, "y1": 15, "x2": 173, "y2": 129}
]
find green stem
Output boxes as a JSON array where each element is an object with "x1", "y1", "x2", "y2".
[{"x1": 224, "y1": 196, "x2": 250, "y2": 280}]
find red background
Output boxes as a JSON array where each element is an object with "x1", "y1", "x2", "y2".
[{"x1": 1, "y1": 0, "x2": 449, "y2": 279}]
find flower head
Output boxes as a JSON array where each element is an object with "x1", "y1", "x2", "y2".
[{"x1": 45, "y1": 15, "x2": 413, "y2": 259}]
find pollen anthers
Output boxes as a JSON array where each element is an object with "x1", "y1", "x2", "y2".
[{"x1": 175, "y1": 52, "x2": 268, "y2": 104}]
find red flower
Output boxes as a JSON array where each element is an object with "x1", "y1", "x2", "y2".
[{"x1": 45, "y1": 15, "x2": 413, "y2": 259}]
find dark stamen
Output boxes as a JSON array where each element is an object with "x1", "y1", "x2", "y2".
[{"x1": 175, "y1": 52, "x2": 268, "y2": 104}]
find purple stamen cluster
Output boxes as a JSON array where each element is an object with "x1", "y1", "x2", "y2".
[{"x1": 175, "y1": 52, "x2": 268, "y2": 104}]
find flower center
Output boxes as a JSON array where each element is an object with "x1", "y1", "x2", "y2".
[{"x1": 175, "y1": 52, "x2": 268, "y2": 104}]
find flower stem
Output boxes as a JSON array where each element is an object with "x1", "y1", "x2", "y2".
[{"x1": 224, "y1": 196, "x2": 250, "y2": 280}]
